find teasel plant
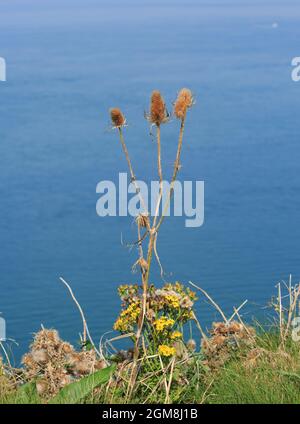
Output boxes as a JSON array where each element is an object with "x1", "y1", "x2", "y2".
[{"x1": 109, "y1": 88, "x2": 194, "y2": 396}]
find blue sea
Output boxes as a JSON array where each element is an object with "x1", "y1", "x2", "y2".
[{"x1": 0, "y1": 0, "x2": 300, "y2": 363}]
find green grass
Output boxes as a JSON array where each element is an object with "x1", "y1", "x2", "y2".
[
  {"x1": 205, "y1": 332, "x2": 300, "y2": 404},
  {"x1": 208, "y1": 359, "x2": 300, "y2": 404}
]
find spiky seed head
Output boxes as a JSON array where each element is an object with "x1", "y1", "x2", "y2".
[
  {"x1": 22, "y1": 353, "x2": 35, "y2": 368},
  {"x1": 174, "y1": 88, "x2": 194, "y2": 119},
  {"x1": 110, "y1": 108, "x2": 126, "y2": 128},
  {"x1": 149, "y1": 90, "x2": 168, "y2": 126},
  {"x1": 31, "y1": 349, "x2": 49, "y2": 364},
  {"x1": 66, "y1": 352, "x2": 80, "y2": 365},
  {"x1": 228, "y1": 322, "x2": 243, "y2": 333},
  {"x1": 34, "y1": 329, "x2": 59, "y2": 345},
  {"x1": 213, "y1": 335, "x2": 226, "y2": 346},
  {"x1": 61, "y1": 342, "x2": 73, "y2": 354}
]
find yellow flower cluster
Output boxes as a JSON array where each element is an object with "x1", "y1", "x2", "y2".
[
  {"x1": 113, "y1": 317, "x2": 128, "y2": 332},
  {"x1": 158, "y1": 345, "x2": 176, "y2": 357},
  {"x1": 113, "y1": 301, "x2": 141, "y2": 332},
  {"x1": 123, "y1": 302, "x2": 141, "y2": 319},
  {"x1": 170, "y1": 331, "x2": 182, "y2": 340},
  {"x1": 114, "y1": 282, "x2": 198, "y2": 359},
  {"x1": 154, "y1": 317, "x2": 174, "y2": 332},
  {"x1": 164, "y1": 294, "x2": 180, "y2": 308}
]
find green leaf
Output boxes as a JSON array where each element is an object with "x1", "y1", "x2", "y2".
[{"x1": 49, "y1": 365, "x2": 115, "y2": 404}]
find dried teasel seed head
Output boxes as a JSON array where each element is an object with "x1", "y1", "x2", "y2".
[
  {"x1": 149, "y1": 90, "x2": 168, "y2": 126},
  {"x1": 110, "y1": 108, "x2": 126, "y2": 128},
  {"x1": 174, "y1": 88, "x2": 194, "y2": 119}
]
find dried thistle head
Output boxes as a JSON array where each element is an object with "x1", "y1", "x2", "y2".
[
  {"x1": 61, "y1": 342, "x2": 73, "y2": 354},
  {"x1": 22, "y1": 353, "x2": 36, "y2": 369},
  {"x1": 202, "y1": 321, "x2": 256, "y2": 370},
  {"x1": 174, "y1": 88, "x2": 194, "y2": 119},
  {"x1": 31, "y1": 349, "x2": 49, "y2": 364},
  {"x1": 110, "y1": 107, "x2": 126, "y2": 128},
  {"x1": 21, "y1": 328, "x2": 108, "y2": 398},
  {"x1": 148, "y1": 90, "x2": 169, "y2": 126},
  {"x1": 72, "y1": 359, "x2": 91, "y2": 375}
]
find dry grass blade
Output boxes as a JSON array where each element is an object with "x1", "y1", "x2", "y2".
[
  {"x1": 228, "y1": 299, "x2": 248, "y2": 322},
  {"x1": 165, "y1": 356, "x2": 176, "y2": 404},
  {"x1": 0, "y1": 342, "x2": 12, "y2": 368},
  {"x1": 59, "y1": 277, "x2": 103, "y2": 359},
  {"x1": 188, "y1": 281, "x2": 228, "y2": 323},
  {"x1": 158, "y1": 355, "x2": 171, "y2": 404},
  {"x1": 190, "y1": 311, "x2": 208, "y2": 341}
]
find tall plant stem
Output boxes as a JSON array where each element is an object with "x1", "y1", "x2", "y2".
[
  {"x1": 144, "y1": 114, "x2": 186, "y2": 288},
  {"x1": 156, "y1": 113, "x2": 186, "y2": 231},
  {"x1": 152, "y1": 125, "x2": 163, "y2": 227},
  {"x1": 157, "y1": 125, "x2": 163, "y2": 189},
  {"x1": 137, "y1": 221, "x2": 144, "y2": 267},
  {"x1": 144, "y1": 124, "x2": 164, "y2": 286},
  {"x1": 118, "y1": 128, "x2": 149, "y2": 224}
]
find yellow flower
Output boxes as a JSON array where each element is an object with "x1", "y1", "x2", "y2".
[
  {"x1": 158, "y1": 345, "x2": 176, "y2": 357},
  {"x1": 120, "y1": 302, "x2": 141, "y2": 321},
  {"x1": 113, "y1": 318, "x2": 129, "y2": 332},
  {"x1": 165, "y1": 294, "x2": 180, "y2": 308},
  {"x1": 170, "y1": 331, "x2": 182, "y2": 340},
  {"x1": 154, "y1": 317, "x2": 175, "y2": 332},
  {"x1": 114, "y1": 301, "x2": 141, "y2": 332}
]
